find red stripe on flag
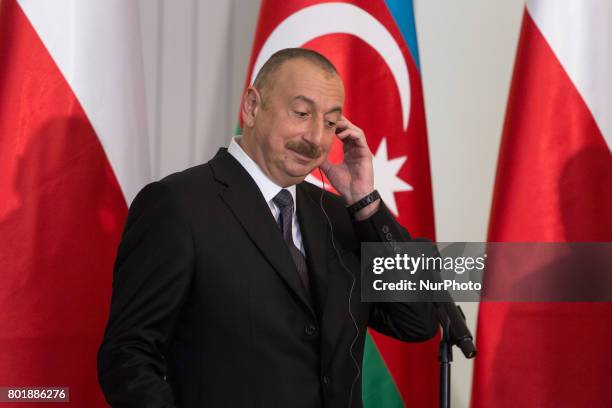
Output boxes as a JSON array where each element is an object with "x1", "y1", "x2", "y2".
[
  {"x1": 472, "y1": 10, "x2": 612, "y2": 408},
  {"x1": 488, "y1": 12, "x2": 612, "y2": 243},
  {"x1": 0, "y1": 1, "x2": 127, "y2": 406}
]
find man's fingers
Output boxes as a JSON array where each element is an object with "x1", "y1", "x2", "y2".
[
  {"x1": 335, "y1": 128, "x2": 355, "y2": 139},
  {"x1": 336, "y1": 129, "x2": 368, "y2": 151},
  {"x1": 335, "y1": 115, "x2": 371, "y2": 153},
  {"x1": 336, "y1": 126, "x2": 364, "y2": 141}
]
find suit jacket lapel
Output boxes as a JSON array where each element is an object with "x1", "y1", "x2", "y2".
[{"x1": 210, "y1": 149, "x2": 316, "y2": 318}]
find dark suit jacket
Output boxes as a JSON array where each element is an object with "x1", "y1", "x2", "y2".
[{"x1": 97, "y1": 148, "x2": 438, "y2": 408}]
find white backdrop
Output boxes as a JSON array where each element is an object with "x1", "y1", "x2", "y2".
[{"x1": 137, "y1": 0, "x2": 526, "y2": 406}]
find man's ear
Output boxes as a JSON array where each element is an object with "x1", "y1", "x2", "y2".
[{"x1": 240, "y1": 86, "x2": 261, "y2": 128}]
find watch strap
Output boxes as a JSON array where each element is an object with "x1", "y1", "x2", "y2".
[{"x1": 346, "y1": 190, "x2": 381, "y2": 216}]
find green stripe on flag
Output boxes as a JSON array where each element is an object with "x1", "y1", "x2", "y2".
[{"x1": 362, "y1": 332, "x2": 404, "y2": 407}]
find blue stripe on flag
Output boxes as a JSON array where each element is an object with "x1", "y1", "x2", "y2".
[{"x1": 384, "y1": 0, "x2": 421, "y2": 71}]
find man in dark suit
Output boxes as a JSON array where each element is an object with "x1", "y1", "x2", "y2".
[{"x1": 97, "y1": 48, "x2": 438, "y2": 408}]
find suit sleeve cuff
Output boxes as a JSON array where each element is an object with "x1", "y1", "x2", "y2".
[{"x1": 351, "y1": 200, "x2": 412, "y2": 242}]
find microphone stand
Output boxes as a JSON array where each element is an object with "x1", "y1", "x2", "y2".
[
  {"x1": 411, "y1": 239, "x2": 477, "y2": 408},
  {"x1": 435, "y1": 303, "x2": 475, "y2": 408},
  {"x1": 439, "y1": 310, "x2": 452, "y2": 408}
]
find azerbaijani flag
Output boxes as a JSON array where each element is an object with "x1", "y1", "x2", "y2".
[{"x1": 243, "y1": 1, "x2": 438, "y2": 406}]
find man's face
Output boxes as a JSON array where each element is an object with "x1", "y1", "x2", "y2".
[{"x1": 242, "y1": 59, "x2": 345, "y2": 186}]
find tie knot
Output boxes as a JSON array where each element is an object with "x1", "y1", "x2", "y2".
[{"x1": 273, "y1": 189, "x2": 293, "y2": 209}]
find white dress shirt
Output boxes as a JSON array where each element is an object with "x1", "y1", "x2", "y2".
[{"x1": 227, "y1": 136, "x2": 305, "y2": 256}]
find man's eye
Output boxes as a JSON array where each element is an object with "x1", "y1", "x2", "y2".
[
  {"x1": 294, "y1": 111, "x2": 308, "y2": 118},
  {"x1": 326, "y1": 121, "x2": 336, "y2": 128}
]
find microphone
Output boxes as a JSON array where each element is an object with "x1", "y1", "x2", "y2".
[{"x1": 413, "y1": 238, "x2": 476, "y2": 359}]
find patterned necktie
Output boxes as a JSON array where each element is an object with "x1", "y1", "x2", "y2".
[{"x1": 272, "y1": 189, "x2": 311, "y2": 295}]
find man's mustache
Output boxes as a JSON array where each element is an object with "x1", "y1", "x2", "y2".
[{"x1": 285, "y1": 140, "x2": 322, "y2": 159}]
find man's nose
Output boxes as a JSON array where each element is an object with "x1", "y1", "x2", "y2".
[{"x1": 304, "y1": 119, "x2": 325, "y2": 146}]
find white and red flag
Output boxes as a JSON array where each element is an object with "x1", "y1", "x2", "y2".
[
  {"x1": 244, "y1": 1, "x2": 438, "y2": 406},
  {"x1": 0, "y1": 0, "x2": 149, "y2": 406},
  {"x1": 472, "y1": 1, "x2": 612, "y2": 406}
]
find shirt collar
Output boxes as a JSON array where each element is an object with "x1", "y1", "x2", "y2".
[{"x1": 227, "y1": 136, "x2": 297, "y2": 208}]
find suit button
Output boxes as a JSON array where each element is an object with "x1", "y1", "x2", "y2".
[
  {"x1": 304, "y1": 324, "x2": 317, "y2": 336},
  {"x1": 322, "y1": 375, "x2": 331, "y2": 385}
]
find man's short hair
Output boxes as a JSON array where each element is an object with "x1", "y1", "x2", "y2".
[{"x1": 252, "y1": 48, "x2": 338, "y2": 101}]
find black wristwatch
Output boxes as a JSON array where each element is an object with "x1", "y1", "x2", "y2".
[{"x1": 346, "y1": 190, "x2": 381, "y2": 216}]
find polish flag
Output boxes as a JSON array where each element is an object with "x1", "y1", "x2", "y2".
[
  {"x1": 0, "y1": 1, "x2": 149, "y2": 406},
  {"x1": 472, "y1": 1, "x2": 612, "y2": 406},
  {"x1": 244, "y1": 1, "x2": 438, "y2": 406}
]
